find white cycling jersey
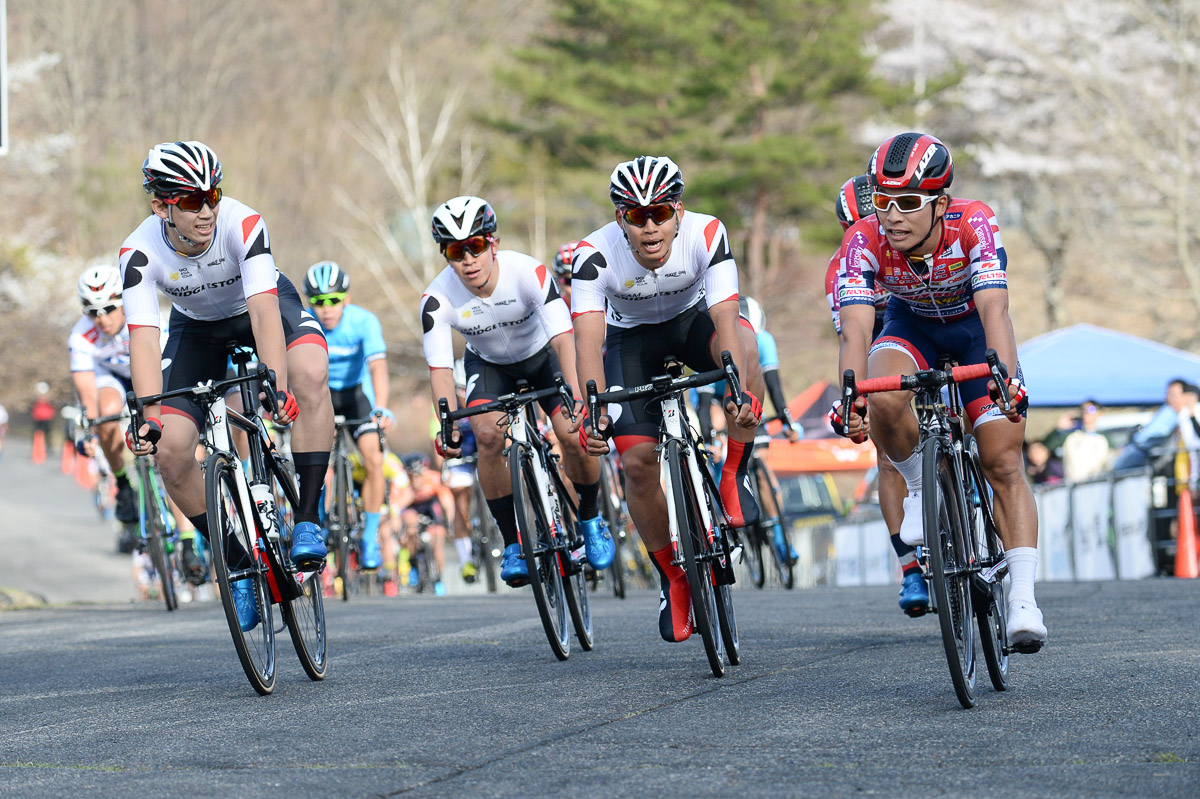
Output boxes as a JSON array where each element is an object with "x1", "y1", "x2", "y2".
[
  {"x1": 68, "y1": 316, "x2": 132, "y2": 379},
  {"x1": 569, "y1": 211, "x2": 740, "y2": 328},
  {"x1": 420, "y1": 250, "x2": 572, "y2": 369},
  {"x1": 118, "y1": 197, "x2": 279, "y2": 328}
]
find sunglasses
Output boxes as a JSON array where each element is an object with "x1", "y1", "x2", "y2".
[
  {"x1": 621, "y1": 203, "x2": 677, "y2": 227},
  {"x1": 309, "y1": 292, "x2": 346, "y2": 307},
  {"x1": 86, "y1": 304, "x2": 121, "y2": 318},
  {"x1": 163, "y1": 187, "x2": 222, "y2": 213},
  {"x1": 871, "y1": 192, "x2": 940, "y2": 214},
  {"x1": 442, "y1": 235, "x2": 492, "y2": 261}
]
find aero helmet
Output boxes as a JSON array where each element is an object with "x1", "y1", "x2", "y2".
[
  {"x1": 142, "y1": 141, "x2": 223, "y2": 197},
  {"x1": 552, "y1": 241, "x2": 580, "y2": 278},
  {"x1": 867, "y1": 132, "x2": 953, "y2": 192},
  {"x1": 835, "y1": 175, "x2": 875, "y2": 230},
  {"x1": 303, "y1": 261, "x2": 350, "y2": 297},
  {"x1": 77, "y1": 264, "x2": 123, "y2": 311},
  {"x1": 739, "y1": 296, "x2": 766, "y2": 333},
  {"x1": 609, "y1": 156, "x2": 685, "y2": 208},
  {"x1": 430, "y1": 196, "x2": 497, "y2": 245}
]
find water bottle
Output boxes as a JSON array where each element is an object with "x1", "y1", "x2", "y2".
[{"x1": 250, "y1": 482, "x2": 280, "y2": 540}]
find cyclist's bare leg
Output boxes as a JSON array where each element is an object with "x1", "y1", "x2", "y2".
[
  {"x1": 862, "y1": 348, "x2": 921, "y2": 463},
  {"x1": 430, "y1": 524, "x2": 447, "y2": 574},
  {"x1": 155, "y1": 418, "x2": 206, "y2": 517},
  {"x1": 286, "y1": 342, "x2": 334, "y2": 454},
  {"x1": 877, "y1": 454, "x2": 904, "y2": 535},
  {"x1": 550, "y1": 405, "x2": 598, "y2": 492},
  {"x1": 620, "y1": 441, "x2": 669, "y2": 552},
  {"x1": 95, "y1": 386, "x2": 128, "y2": 475},
  {"x1": 451, "y1": 486, "x2": 471, "y2": 541},
  {"x1": 975, "y1": 416, "x2": 1037, "y2": 550},
  {"x1": 357, "y1": 431, "x2": 384, "y2": 515},
  {"x1": 469, "y1": 410, "x2": 510, "y2": 500}
]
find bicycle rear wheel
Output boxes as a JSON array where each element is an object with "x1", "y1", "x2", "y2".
[
  {"x1": 271, "y1": 455, "x2": 327, "y2": 681},
  {"x1": 667, "y1": 440, "x2": 725, "y2": 677},
  {"x1": 512, "y1": 445, "x2": 570, "y2": 660},
  {"x1": 145, "y1": 515, "x2": 177, "y2": 612},
  {"x1": 742, "y1": 523, "x2": 765, "y2": 589},
  {"x1": 205, "y1": 451, "x2": 275, "y2": 696},
  {"x1": 964, "y1": 439, "x2": 1009, "y2": 692},
  {"x1": 922, "y1": 438, "x2": 976, "y2": 708},
  {"x1": 333, "y1": 456, "x2": 353, "y2": 602}
]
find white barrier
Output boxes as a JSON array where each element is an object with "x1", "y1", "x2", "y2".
[{"x1": 832, "y1": 472, "x2": 1156, "y2": 585}]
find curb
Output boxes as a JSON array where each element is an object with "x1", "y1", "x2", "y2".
[{"x1": 0, "y1": 587, "x2": 48, "y2": 610}]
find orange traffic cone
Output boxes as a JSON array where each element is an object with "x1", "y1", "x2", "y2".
[
  {"x1": 1176, "y1": 487, "x2": 1200, "y2": 579},
  {"x1": 61, "y1": 440, "x2": 75, "y2": 474},
  {"x1": 74, "y1": 451, "x2": 96, "y2": 489},
  {"x1": 31, "y1": 430, "x2": 46, "y2": 464}
]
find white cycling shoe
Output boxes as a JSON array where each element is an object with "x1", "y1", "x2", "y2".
[
  {"x1": 899, "y1": 491, "x2": 924, "y2": 546},
  {"x1": 1006, "y1": 600, "x2": 1048, "y2": 652}
]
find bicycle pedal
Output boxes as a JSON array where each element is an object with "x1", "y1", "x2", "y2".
[
  {"x1": 903, "y1": 605, "x2": 931, "y2": 618},
  {"x1": 1009, "y1": 640, "x2": 1044, "y2": 655}
]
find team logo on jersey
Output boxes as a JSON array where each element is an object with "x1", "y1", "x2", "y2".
[
  {"x1": 170, "y1": 272, "x2": 180, "y2": 281},
  {"x1": 947, "y1": 261, "x2": 965, "y2": 273},
  {"x1": 624, "y1": 279, "x2": 636, "y2": 288},
  {"x1": 461, "y1": 310, "x2": 472, "y2": 319}
]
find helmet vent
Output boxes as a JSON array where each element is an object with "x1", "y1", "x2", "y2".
[{"x1": 884, "y1": 133, "x2": 917, "y2": 174}]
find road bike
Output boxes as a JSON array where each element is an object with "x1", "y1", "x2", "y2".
[
  {"x1": 326, "y1": 414, "x2": 382, "y2": 601},
  {"x1": 439, "y1": 374, "x2": 592, "y2": 660},
  {"x1": 588, "y1": 351, "x2": 744, "y2": 678},
  {"x1": 127, "y1": 348, "x2": 327, "y2": 695},
  {"x1": 846, "y1": 349, "x2": 1016, "y2": 708},
  {"x1": 458, "y1": 454, "x2": 500, "y2": 593},
  {"x1": 740, "y1": 418, "x2": 797, "y2": 590}
]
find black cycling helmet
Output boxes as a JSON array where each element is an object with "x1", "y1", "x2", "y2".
[{"x1": 835, "y1": 175, "x2": 875, "y2": 230}]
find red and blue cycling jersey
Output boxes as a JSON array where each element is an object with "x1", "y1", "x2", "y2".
[{"x1": 836, "y1": 198, "x2": 1006, "y2": 322}]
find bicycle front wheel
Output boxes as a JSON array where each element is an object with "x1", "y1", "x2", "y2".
[
  {"x1": 599, "y1": 457, "x2": 628, "y2": 599},
  {"x1": 333, "y1": 455, "x2": 353, "y2": 602},
  {"x1": 964, "y1": 438, "x2": 1009, "y2": 692},
  {"x1": 558, "y1": 492, "x2": 594, "y2": 651},
  {"x1": 272, "y1": 455, "x2": 327, "y2": 681},
  {"x1": 667, "y1": 439, "x2": 725, "y2": 677},
  {"x1": 922, "y1": 438, "x2": 976, "y2": 708},
  {"x1": 205, "y1": 451, "x2": 275, "y2": 696},
  {"x1": 755, "y1": 459, "x2": 794, "y2": 589},
  {"x1": 512, "y1": 444, "x2": 570, "y2": 660}
]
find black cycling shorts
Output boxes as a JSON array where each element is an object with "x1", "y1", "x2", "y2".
[
  {"x1": 331, "y1": 385, "x2": 379, "y2": 440},
  {"x1": 462, "y1": 344, "x2": 565, "y2": 416},
  {"x1": 160, "y1": 274, "x2": 327, "y2": 428},
  {"x1": 603, "y1": 303, "x2": 724, "y2": 454}
]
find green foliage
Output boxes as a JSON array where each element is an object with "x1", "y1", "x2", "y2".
[{"x1": 503, "y1": 0, "x2": 886, "y2": 228}]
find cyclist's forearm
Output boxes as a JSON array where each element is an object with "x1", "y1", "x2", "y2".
[
  {"x1": 429, "y1": 367, "x2": 456, "y2": 414},
  {"x1": 976, "y1": 290, "x2": 1019, "y2": 375},
  {"x1": 548, "y1": 331, "x2": 578, "y2": 396},
  {"x1": 72, "y1": 371, "x2": 100, "y2": 420},
  {"x1": 368, "y1": 358, "x2": 390, "y2": 410},
  {"x1": 573, "y1": 313, "x2": 606, "y2": 407},
  {"x1": 247, "y1": 294, "x2": 288, "y2": 392},
  {"x1": 837, "y1": 304, "x2": 874, "y2": 381},
  {"x1": 129, "y1": 326, "x2": 164, "y2": 416},
  {"x1": 709, "y1": 299, "x2": 749, "y2": 388},
  {"x1": 763, "y1": 368, "x2": 789, "y2": 419}
]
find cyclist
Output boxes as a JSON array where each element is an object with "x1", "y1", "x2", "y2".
[
  {"x1": 122, "y1": 141, "x2": 335, "y2": 632},
  {"x1": 442, "y1": 359, "x2": 482, "y2": 583},
  {"x1": 68, "y1": 264, "x2": 139, "y2": 526},
  {"x1": 400, "y1": 451, "x2": 452, "y2": 594},
  {"x1": 574, "y1": 155, "x2": 764, "y2": 643},
  {"x1": 552, "y1": 241, "x2": 579, "y2": 308},
  {"x1": 832, "y1": 133, "x2": 1045, "y2": 649},
  {"x1": 827, "y1": 175, "x2": 928, "y2": 616},
  {"x1": 350, "y1": 448, "x2": 413, "y2": 585},
  {"x1": 302, "y1": 260, "x2": 392, "y2": 571},
  {"x1": 420, "y1": 195, "x2": 614, "y2": 589}
]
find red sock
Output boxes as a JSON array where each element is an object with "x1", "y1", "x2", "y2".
[{"x1": 649, "y1": 546, "x2": 693, "y2": 642}]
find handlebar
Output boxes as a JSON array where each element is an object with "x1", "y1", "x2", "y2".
[
  {"x1": 438, "y1": 372, "x2": 574, "y2": 449},
  {"x1": 846, "y1": 361, "x2": 993, "y2": 397},
  {"x1": 125, "y1": 368, "x2": 279, "y2": 450}
]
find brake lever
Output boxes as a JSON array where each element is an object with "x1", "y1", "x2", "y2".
[
  {"x1": 721, "y1": 350, "x2": 743, "y2": 408},
  {"x1": 985, "y1": 348, "x2": 1012, "y2": 410}
]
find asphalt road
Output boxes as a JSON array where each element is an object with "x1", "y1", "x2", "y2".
[{"x1": 2, "y1": 439, "x2": 1198, "y2": 797}]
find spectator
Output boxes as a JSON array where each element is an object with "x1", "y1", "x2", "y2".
[
  {"x1": 1042, "y1": 409, "x2": 1081, "y2": 457},
  {"x1": 1025, "y1": 439, "x2": 1064, "y2": 485},
  {"x1": 0, "y1": 402, "x2": 8, "y2": 460},
  {"x1": 1062, "y1": 399, "x2": 1110, "y2": 482},
  {"x1": 30, "y1": 382, "x2": 56, "y2": 462},
  {"x1": 1113, "y1": 378, "x2": 1196, "y2": 471}
]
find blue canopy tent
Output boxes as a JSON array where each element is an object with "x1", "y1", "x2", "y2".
[{"x1": 1017, "y1": 324, "x2": 1200, "y2": 407}]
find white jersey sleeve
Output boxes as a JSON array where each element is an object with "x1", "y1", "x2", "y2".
[
  {"x1": 67, "y1": 317, "x2": 98, "y2": 372},
  {"x1": 697, "y1": 216, "x2": 739, "y2": 308},
  {"x1": 521, "y1": 261, "x2": 573, "y2": 339},
  {"x1": 420, "y1": 289, "x2": 457, "y2": 370}
]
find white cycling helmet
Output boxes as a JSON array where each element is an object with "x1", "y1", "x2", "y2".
[
  {"x1": 609, "y1": 155, "x2": 685, "y2": 208},
  {"x1": 431, "y1": 196, "x2": 497, "y2": 244},
  {"x1": 77, "y1": 264, "x2": 124, "y2": 311},
  {"x1": 739, "y1": 296, "x2": 765, "y2": 333},
  {"x1": 142, "y1": 141, "x2": 223, "y2": 197}
]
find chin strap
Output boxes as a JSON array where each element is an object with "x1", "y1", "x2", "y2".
[{"x1": 165, "y1": 206, "x2": 200, "y2": 247}]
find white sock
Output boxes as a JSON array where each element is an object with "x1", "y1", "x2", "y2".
[
  {"x1": 455, "y1": 536, "x2": 472, "y2": 565},
  {"x1": 1006, "y1": 546, "x2": 1038, "y2": 606},
  {"x1": 892, "y1": 450, "x2": 922, "y2": 494}
]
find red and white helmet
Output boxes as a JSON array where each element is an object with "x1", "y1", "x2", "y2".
[
  {"x1": 835, "y1": 175, "x2": 875, "y2": 230},
  {"x1": 609, "y1": 156, "x2": 685, "y2": 208},
  {"x1": 552, "y1": 241, "x2": 580, "y2": 278},
  {"x1": 77, "y1": 264, "x2": 123, "y2": 311},
  {"x1": 430, "y1": 196, "x2": 497, "y2": 244},
  {"x1": 142, "y1": 141, "x2": 223, "y2": 197},
  {"x1": 868, "y1": 132, "x2": 953, "y2": 192}
]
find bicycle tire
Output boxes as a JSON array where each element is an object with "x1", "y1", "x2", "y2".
[
  {"x1": 702, "y1": 476, "x2": 740, "y2": 666},
  {"x1": 205, "y1": 451, "x2": 275, "y2": 696},
  {"x1": 334, "y1": 454, "x2": 352, "y2": 602},
  {"x1": 667, "y1": 439, "x2": 725, "y2": 677},
  {"x1": 511, "y1": 444, "x2": 570, "y2": 660},
  {"x1": 139, "y1": 462, "x2": 178, "y2": 611},
  {"x1": 964, "y1": 439, "x2": 1009, "y2": 692},
  {"x1": 742, "y1": 523, "x2": 765, "y2": 589},
  {"x1": 557, "y1": 484, "x2": 594, "y2": 651},
  {"x1": 471, "y1": 480, "x2": 500, "y2": 593},
  {"x1": 599, "y1": 458, "x2": 628, "y2": 599},
  {"x1": 271, "y1": 455, "x2": 327, "y2": 681},
  {"x1": 756, "y1": 459, "x2": 795, "y2": 590},
  {"x1": 922, "y1": 438, "x2": 976, "y2": 708}
]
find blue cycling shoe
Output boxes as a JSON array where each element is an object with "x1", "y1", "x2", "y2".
[
  {"x1": 359, "y1": 534, "x2": 382, "y2": 571},
  {"x1": 578, "y1": 516, "x2": 615, "y2": 570},
  {"x1": 289, "y1": 521, "x2": 328, "y2": 569},
  {"x1": 772, "y1": 523, "x2": 798, "y2": 564},
  {"x1": 898, "y1": 572, "x2": 931, "y2": 617},
  {"x1": 500, "y1": 543, "x2": 530, "y2": 587},
  {"x1": 230, "y1": 578, "x2": 261, "y2": 632}
]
